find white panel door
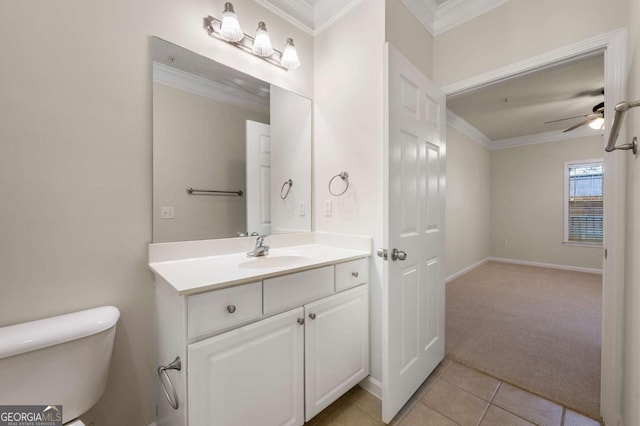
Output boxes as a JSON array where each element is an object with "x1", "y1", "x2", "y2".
[
  {"x1": 188, "y1": 308, "x2": 304, "y2": 426},
  {"x1": 382, "y1": 43, "x2": 446, "y2": 423},
  {"x1": 246, "y1": 120, "x2": 271, "y2": 236},
  {"x1": 304, "y1": 285, "x2": 370, "y2": 421}
]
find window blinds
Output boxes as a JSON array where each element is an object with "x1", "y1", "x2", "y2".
[{"x1": 567, "y1": 163, "x2": 603, "y2": 244}]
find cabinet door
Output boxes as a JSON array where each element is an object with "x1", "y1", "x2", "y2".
[
  {"x1": 304, "y1": 285, "x2": 370, "y2": 421},
  {"x1": 188, "y1": 308, "x2": 305, "y2": 426}
]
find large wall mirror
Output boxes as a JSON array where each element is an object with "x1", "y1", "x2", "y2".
[{"x1": 152, "y1": 37, "x2": 312, "y2": 243}]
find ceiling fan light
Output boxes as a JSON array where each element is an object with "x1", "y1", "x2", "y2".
[
  {"x1": 589, "y1": 117, "x2": 605, "y2": 130},
  {"x1": 220, "y1": 2, "x2": 244, "y2": 42}
]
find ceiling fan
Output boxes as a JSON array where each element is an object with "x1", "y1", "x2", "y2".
[{"x1": 545, "y1": 91, "x2": 605, "y2": 132}]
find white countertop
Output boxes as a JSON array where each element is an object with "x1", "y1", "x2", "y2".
[{"x1": 149, "y1": 243, "x2": 371, "y2": 295}]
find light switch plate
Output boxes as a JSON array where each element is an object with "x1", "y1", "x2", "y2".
[
  {"x1": 160, "y1": 206, "x2": 174, "y2": 219},
  {"x1": 324, "y1": 200, "x2": 332, "y2": 217}
]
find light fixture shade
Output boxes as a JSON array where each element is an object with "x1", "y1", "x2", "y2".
[
  {"x1": 220, "y1": 2, "x2": 243, "y2": 42},
  {"x1": 280, "y1": 38, "x2": 300, "y2": 70},
  {"x1": 252, "y1": 22, "x2": 274, "y2": 57},
  {"x1": 589, "y1": 117, "x2": 605, "y2": 130}
]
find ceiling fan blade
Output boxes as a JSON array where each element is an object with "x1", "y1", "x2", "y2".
[
  {"x1": 563, "y1": 117, "x2": 597, "y2": 132},
  {"x1": 544, "y1": 114, "x2": 589, "y2": 124},
  {"x1": 546, "y1": 113, "x2": 601, "y2": 125}
]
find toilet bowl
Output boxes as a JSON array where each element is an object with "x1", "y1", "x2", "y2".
[{"x1": 0, "y1": 306, "x2": 120, "y2": 425}]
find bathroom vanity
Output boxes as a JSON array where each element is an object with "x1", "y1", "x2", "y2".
[{"x1": 149, "y1": 232, "x2": 372, "y2": 425}]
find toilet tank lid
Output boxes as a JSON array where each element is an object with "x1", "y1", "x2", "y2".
[{"x1": 0, "y1": 306, "x2": 120, "y2": 360}]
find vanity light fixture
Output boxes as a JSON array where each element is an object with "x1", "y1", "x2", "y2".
[
  {"x1": 219, "y1": 2, "x2": 243, "y2": 42},
  {"x1": 203, "y1": 2, "x2": 300, "y2": 71},
  {"x1": 252, "y1": 22, "x2": 273, "y2": 57},
  {"x1": 281, "y1": 38, "x2": 300, "y2": 70}
]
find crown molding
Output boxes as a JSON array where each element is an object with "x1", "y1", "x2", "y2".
[
  {"x1": 399, "y1": 0, "x2": 510, "y2": 36},
  {"x1": 251, "y1": 0, "x2": 314, "y2": 35},
  {"x1": 446, "y1": 108, "x2": 604, "y2": 150},
  {"x1": 400, "y1": 0, "x2": 437, "y2": 35},
  {"x1": 256, "y1": 0, "x2": 511, "y2": 38},
  {"x1": 313, "y1": 0, "x2": 365, "y2": 35},
  {"x1": 152, "y1": 62, "x2": 269, "y2": 115},
  {"x1": 434, "y1": 0, "x2": 511, "y2": 35},
  {"x1": 446, "y1": 109, "x2": 492, "y2": 149},
  {"x1": 491, "y1": 126, "x2": 602, "y2": 150},
  {"x1": 255, "y1": 0, "x2": 364, "y2": 35}
]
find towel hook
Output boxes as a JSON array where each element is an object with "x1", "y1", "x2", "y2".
[
  {"x1": 280, "y1": 179, "x2": 293, "y2": 199},
  {"x1": 329, "y1": 171, "x2": 349, "y2": 196}
]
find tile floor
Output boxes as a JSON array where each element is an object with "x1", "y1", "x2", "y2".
[{"x1": 305, "y1": 359, "x2": 602, "y2": 426}]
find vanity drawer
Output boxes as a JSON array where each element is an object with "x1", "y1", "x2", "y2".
[
  {"x1": 263, "y1": 266, "x2": 334, "y2": 315},
  {"x1": 187, "y1": 282, "x2": 262, "y2": 339},
  {"x1": 335, "y1": 258, "x2": 369, "y2": 292}
]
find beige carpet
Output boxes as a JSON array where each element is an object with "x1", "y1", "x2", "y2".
[{"x1": 446, "y1": 261, "x2": 602, "y2": 420}]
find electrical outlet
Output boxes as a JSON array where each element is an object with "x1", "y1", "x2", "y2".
[
  {"x1": 160, "y1": 206, "x2": 174, "y2": 219},
  {"x1": 324, "y1": 200, "x2": 332, "y2": 217},
  {"x1": 299, "y1": 201, "x2": 305, "y2": 216}
]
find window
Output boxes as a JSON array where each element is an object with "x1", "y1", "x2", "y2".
[{"x1": 564, "y1": 160, "x2": 603, "y2": 246}]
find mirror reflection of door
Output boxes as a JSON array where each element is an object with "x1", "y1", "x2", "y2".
[
  {"x1": 151, "y1": 37, "x2": 312, "y2": 244},
  {"x1": 246, "y1": 121, "x2": 271, "y2": 236}
]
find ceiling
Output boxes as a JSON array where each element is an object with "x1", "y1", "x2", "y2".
[{"x1": 447, "y1": 54, "x2": 605, "y2": 143}]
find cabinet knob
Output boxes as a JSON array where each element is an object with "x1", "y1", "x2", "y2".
[
  {"x1": 297, "y1": 318, "x2": 305, "y2": 325},
  {"x1": 227, "y1": 305, "x2": 236, "y2": 314},
  {"x1": 351, "y1": 271, "x2": 359, "y2": 277},
  {"x1": 309, "y1": 313, "x2": 316, "y2": 320}
]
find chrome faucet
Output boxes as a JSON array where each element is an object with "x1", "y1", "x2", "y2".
[{"x1": 247, "y1": 235, "x2": 269, "y2": 257}]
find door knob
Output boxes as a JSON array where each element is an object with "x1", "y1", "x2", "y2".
[
  {"x1": 227, "y1": 305, "x2": 237, "y2": 313},
  {"x1": 308, "y1": 313, "x2": 316, "y2": 320},
  {"x1": 391, "y1": 248, "x2": 407, "y2": 261}
]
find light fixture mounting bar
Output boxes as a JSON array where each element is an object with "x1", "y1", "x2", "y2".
[{"x1": 203, "y1": 16, "x2": 287, "y2": 71}]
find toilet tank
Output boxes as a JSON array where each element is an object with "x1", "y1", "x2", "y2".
[{"x1": 0, "y1": 306, "x2": 120, "y2": 423}]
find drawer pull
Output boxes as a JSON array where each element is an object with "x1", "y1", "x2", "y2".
[
  {"x1": 297, "y1": 318, "x2": 305, "y2": 325},
  {"x1": 309, "y1": 313, "x2": 316, "y2": 320},
  {"x1": 352, "y1": 272, "x2": 359, "y2": 277},
  {"x1": 227, "y1": 305, "x2": 237, "y2": 314}
]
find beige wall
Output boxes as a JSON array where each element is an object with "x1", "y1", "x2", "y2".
[
  {"x1": 434, "y1": 0, "x2": 627, "y2": 86},
  {"x1": 313, "y1": 0, "x2": 386, "y2": 384},
  {"x1": 623, "y1": 0, "x2": 640, "y2": 422},
  {"x1": 445, "y1": 126, "x2": 491, "y2": 277},
  {"x1": 0, "y1": 1, "x2": 312, "y2": 425},
  {"x1": 490, "y1": 136, "x2": 604, "y2": 270},
  {"x1": 385, "y1": 0, "x2": 434, "y2": 79},
  {"x1": 153, "y1": 83, "x2": 269, "y2": 242}
]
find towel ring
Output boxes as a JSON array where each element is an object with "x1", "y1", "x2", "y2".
[
  {"x1": 158, "y1": 357, "x2": 181, "y2": 410},
  {"x1": 329, "y1": 172, "x2": 349, "y2": 196},
  {"x1": 280, "y1": 179, "x2": 293, "y2": 199}
]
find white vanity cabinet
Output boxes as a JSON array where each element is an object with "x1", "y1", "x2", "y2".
[
  {"x1": 153, "y1": 255, "x2": 370, "y2": 426},
  {"x1": 304, "y1": 284, "x2": 369, "y2": 420},
  {"x1": 188, "y1": 308, "x2": 305, "y2": 426}
]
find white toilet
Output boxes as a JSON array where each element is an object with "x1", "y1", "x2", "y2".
[{"x1": 0, "y1": 306, "x2": 120, "y2": 425}]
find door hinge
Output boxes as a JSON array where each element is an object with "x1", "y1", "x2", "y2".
[
  {"x1": 377, "y1": 248, "x2": 388, "y2": 260},
  {"x1": 604, "y1": 248, "x2": 608, "y2": 260}
]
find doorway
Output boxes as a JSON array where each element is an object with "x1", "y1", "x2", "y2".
[{"x1": 440, "y1": 29, "x2": 627, "y2": 426}]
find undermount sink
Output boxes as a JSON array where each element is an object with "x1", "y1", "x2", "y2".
[{"x1": 238, "y1": 255, "x2": 311, "y2": 269}]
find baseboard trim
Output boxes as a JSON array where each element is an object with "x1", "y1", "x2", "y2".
[
  {"x1": 359, "y1": 376, "x2": 382, "y2": 400},
  {"x1": 489, "y1": 257, "x2": 603, "y2": 275},
  {"x1": 446, "y1": 258, "x2": 490, "y2": 282}
]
